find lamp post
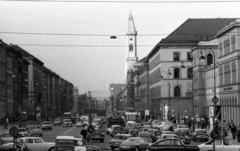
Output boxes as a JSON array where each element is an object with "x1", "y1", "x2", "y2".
[
  {"x1": 88, "y1": 91, "x2": 91, "y2": 109},
  {"x1": 160, "y1": 71, "x2": 170, "y2": 121},
  {"x1": 199, "y1": 48, "x2": 217, "y2": 151}
]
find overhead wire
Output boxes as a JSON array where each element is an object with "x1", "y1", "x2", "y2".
[{"x1": 1, "y1": 0, "x2": 240, "y2": 3}]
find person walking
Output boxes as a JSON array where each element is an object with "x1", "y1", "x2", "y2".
[
  {"x1": 237, "y1": 126, "x2": 240, "y2": 143},
  {"x1": 229, "y1": 120, "x2": 237, "y2": 140}
]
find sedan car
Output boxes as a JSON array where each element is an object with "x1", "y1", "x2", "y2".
[
  {"x1": 18, "y1": 128, "x2": 28, "y2": 137},
  {"x1": 119, "y1": 137, "x2": 151, "y2": 151},
  {"x1": 62, "y1": 119, "x2": 73, "y2": 127},
  {"x1": 175, "y1": 132, "x2": 191, "y2": 145},
  {"x1": 1, "y1": 137, "x2": 55, "y2": 151},
  {"x1": 0, "y1": 132, "x2": 13, "y2": 145},
  {"x1": 30, "y1": 125, "x2": 43, "y2": 136},
  {"x1": 76, "y1": 121, "x2": 85, "y2": 127},
  {"x1": 109, "y1": 134, "x2": 132, "y2": 151},
  {"x1": 189, "y1": 129, "x2": 209, "y2": 142},
  {"x1": 198, "y1": 139, "x2": 240, "y2": 151},
  {"x1": 41, "y1": 121, "x2": 52, "y2": 130},
  {"x1": 174, "y1": 125, "x2": 190, "y2": 134},
  {"x1": 147, "y1": 138, "x2": 200, "y2": 151},
  {"x1": 53, "y1": 118, "x2": 62, "y2": 126},
  {"x1": 90, "y1": 129, "x2": 105, "y2": 143}
]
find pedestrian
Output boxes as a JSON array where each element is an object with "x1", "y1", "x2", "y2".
[
  {"x1": 237, "y1": 125, "x2": 240, "y2": 143},
  {"x1": 228, "y1": 120, "x2": 237, "y2": 140}
]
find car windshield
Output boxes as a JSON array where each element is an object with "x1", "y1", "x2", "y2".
[
  {"x1": 42, "y1": 121, "x2": 50, "y2": 124},
  {"x1": 178, "y1": 125, "x2": 188, "y2": 128},
  {"x1": 114, "y1": 135, "x2": 128, "y2": 140},
  {"x1": 57, "y1": 139, "x2": 74, "y2": 145},
  {"x1": 126, "y1": 138, "x2": 138, "y2": 142},
  {"x1": 164, "y1": 131, "x2": 174, "y2": 134},
  {"x1": 32, "y1": 126, "x2": 41, "y2": 129},
  {"x1": 3, "y1": 133, "x2": 11, "y2": 137},
  {"x1": 154, "y1": 131, "x2": 161, "y2": 135},
  {"x1": 196, "y1": 130, "x2": 206, "y2": 133},
  {"x1": 64, "y1": 119, "x2": 71, "y2": 122},
  {"x1": 18, "y1": 129, "x2": 26, "y2": 132}
]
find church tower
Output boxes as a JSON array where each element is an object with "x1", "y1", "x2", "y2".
[{"x1": 124, "y1": 11, "x2": 138, "y2": 79}]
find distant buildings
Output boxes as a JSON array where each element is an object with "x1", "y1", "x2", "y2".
[{"x1": 0, "y1": 41, "x2": 74, "y2": 121}]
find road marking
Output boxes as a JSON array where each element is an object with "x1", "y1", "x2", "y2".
[{"x1": 63, "y1": 127, "x2": 76, "y2": 134}]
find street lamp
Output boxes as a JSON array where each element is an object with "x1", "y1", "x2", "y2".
[{"x1": 199, "y1": 48, "x2": 218, "y2": 151}]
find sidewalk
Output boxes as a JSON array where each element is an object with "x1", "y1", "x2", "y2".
[{"x1": 205, "y1": 129, "x2": 240, "y2": 145}]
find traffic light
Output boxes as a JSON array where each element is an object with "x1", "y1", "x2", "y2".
[
  {"x1": 215, "y1": 105, "x2": 221, "y2": 120},
  {"x1": 213, "y1": 120, "x2": 219, "y2": 131}
]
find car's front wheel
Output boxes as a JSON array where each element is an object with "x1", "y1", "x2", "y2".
[{"x1": 48, "y1": 147, "x2": 55, "y2": 151}]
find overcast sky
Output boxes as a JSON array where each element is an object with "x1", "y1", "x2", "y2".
[{"x1": 0, "y1": 0, "x2": 240, "y2": 98}]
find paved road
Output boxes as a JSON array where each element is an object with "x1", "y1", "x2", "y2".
[{"x1": 1, "y1": 123, "x2": 239, "y2": 150}]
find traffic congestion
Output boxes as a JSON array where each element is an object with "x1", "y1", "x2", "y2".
[{"x1": 1, "y1": 110, "x2": 240, "y2": 151}]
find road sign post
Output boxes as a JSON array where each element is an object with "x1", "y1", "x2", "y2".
[{"x1": 9, "y1": 126, "x2": 19, "y2": 149}]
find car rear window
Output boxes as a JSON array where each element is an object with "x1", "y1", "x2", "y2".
[{"x1": 196, "y1": 130, "x2": 206, "y2": 134}]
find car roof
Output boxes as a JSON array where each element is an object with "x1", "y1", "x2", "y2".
[
  {"x1": 115, "y1": 134, "x2": 132, "y2": 136},
  {"x1": 56, "y1": 136, "x2": 75, "y2": 140},
  {"x1": 19, "y1": 137, "x2": 43, "y2": 139}
]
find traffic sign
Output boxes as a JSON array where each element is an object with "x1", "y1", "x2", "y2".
[
  {"x1": 87, "y1": 125, "x2": 95, "y2": 134},
  {"x1": 212, "y1": 96, "x2": 219, "y2": 104},
  {"x1": 145, "y1": 110, "x2": 149, "y2": 116},
  {"x1": 80, "y1": 129, "x2": 87, "y2": 136},
  {"x1": 9, "y1": 126, "x2": 19, "y2": 137}
]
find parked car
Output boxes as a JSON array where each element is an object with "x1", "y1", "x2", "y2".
[
  {"x1": 198, "y1": 139, "x2": 240, "y2": 151},
  {"x1": 53, "y1": 118, "x2": 62, "y2": 126},
  {"x1": 0, "y1": 132, "x2": 13, "y2": 145},
  {"x1": 2, "y1": 137, "x2": 55, "y2": 151},
  {"x1": 41, "y1": 121, "x2": 52, "y2": 130},
  {"x1": 109, "y1": 134, "x2": 132, "y2": 151},
  {"x1": 62, "y1": 119, "x2": 73, "y2": 127},
  {"x1": 147, "y1": 138, "x2": 200, "y2": 151},
  {"x1": 189, "y1": 129, "x2": 209, "y2": 142},
  {"x1": 119, "y1": 137, "x2": 151, "y2": 151},
  {"x1": 18, "y1": 127, "x2": 28, "y2": 137},
  {"x1": 30, "y1": 125, "x2": 43, "y2": 136},
  {"x1": 89, "y1": 128, "x2": 105, "y2": 143}
]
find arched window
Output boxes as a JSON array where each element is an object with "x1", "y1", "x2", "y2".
[
  {"x1": 129, "y1": 44, "x2": 133, "y2": 51},
  {"x1": 188, "y1": 67, "x2": 193, "y2": 78},
  {"x1": 207, "y1": 54, "x2": 213, "y2": 65},
  {"x1": 174, "y1": 86, "x2": 180, "y2": 97},
  {"x1": 174, "y1": 68, "x2": 180, "y2": 78}
]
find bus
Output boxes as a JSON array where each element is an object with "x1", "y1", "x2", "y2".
[{"x1": 63, "y1": 112, "x2": 72, "y2": 119}]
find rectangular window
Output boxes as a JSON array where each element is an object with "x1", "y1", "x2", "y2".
[
  {"x1": 187, "y1": 52, "x2": 192, "y2": 61},
  {"x1": 231, "y1": 36, "x2": 236, "y2": 52},
  {"x1": 173, "y1": 52, "x2": 180, "y2": 61},
  {"x1": 224, "y1": 63, "x2": 231, "y2": 85},
  {"x1": 223, "y1": 39, "x2": 230, "y2": 55},
  {"x1": 219, "y1": 66, "x2": 223, "y2": 86},
  {"x1": 232, "y1": 61, "x2": 236, "y2": 84},
  {"x1": 218, "y1": 43, "x2": 223, "y2": 57}
]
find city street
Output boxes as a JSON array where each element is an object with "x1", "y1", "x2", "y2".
[{"x1": 38, "y1": 124, "x2": 112, "y2": 150}]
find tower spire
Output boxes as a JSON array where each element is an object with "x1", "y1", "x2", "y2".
[{"x1": 127, "y1": 11, "x2": 137, "y2": 35}]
